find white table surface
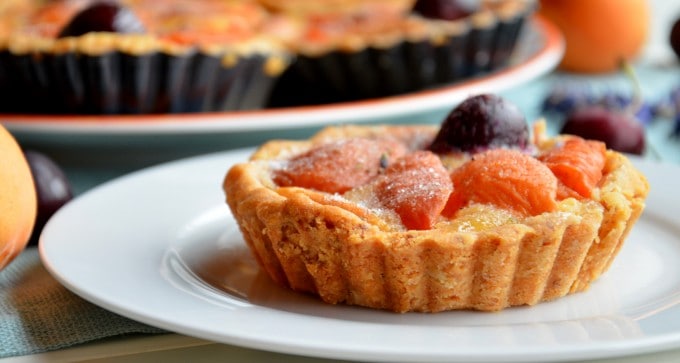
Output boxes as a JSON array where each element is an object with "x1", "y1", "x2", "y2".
[{"x1": 3, "y1": 333, "x2": 680, "y2": 363}]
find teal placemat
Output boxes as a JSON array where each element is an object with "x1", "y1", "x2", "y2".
[{"x1": 0, "y1": 248, "x2": 167, "y2": 359}]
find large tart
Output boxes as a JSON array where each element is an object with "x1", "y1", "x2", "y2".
[
  {"x1": 223, "y1": 95, "x2": 649, "y2": 312},
  {"x1": 0, "y1": 0, "x2": 534, "y2": 113}
]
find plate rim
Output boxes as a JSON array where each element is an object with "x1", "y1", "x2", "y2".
[
  {"x1": 38, "y1": 148, "x2": 680, "y2": 363},
  {"x1": 3, "y1": 15, "x2": 564, "y2": 136}
]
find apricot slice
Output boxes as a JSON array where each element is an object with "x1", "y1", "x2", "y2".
[
  {"x1": 443, "y1": 149, "x2": 558, "y2": 217},
  {"x1": 538, "y1": 137, "x2": 606, "y2": 199},
  {"x1": 273, "y1": 138, "x2": 407, "y2": 194},
  {"x1": 375, "y1": 151, "x2": 453, "y2": 230}
]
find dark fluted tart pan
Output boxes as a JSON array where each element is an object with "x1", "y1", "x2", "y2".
[{"x1": 268, "y1": 0, "x2": 534, "y2": 107}]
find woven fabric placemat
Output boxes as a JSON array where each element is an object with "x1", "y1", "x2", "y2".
[{"x1": 0, "y1": 248, "x2": 167, "y2": 358}]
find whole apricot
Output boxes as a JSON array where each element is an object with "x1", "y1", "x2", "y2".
[
  {"x1": 539, "y1": 0, "x2": 650, "y2": 73},
  {"x1": 0, "y1": 125, "x2": 37, "y2": 271}
]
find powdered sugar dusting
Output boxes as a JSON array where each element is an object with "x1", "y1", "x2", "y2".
[
  {"x1": 271, "y1": 137, "x2": 408, "y2": 194},
  {"x1": 267, "y1": 135, "x2": 453, "y2": 230}
]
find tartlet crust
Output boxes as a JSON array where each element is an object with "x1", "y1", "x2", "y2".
[{"x1": 224, "y1": 125, "x2": 649, "y2": 312}]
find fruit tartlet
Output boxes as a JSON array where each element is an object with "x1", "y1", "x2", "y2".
[
  {"x1": 267, "y1": 0, "x2": 534, "y2": 106},
  {"x1": 223, "y1": 94, "x2": 649, "y2": 312},
  {"x1": 0, "y1": 0, "x2": 290, "y2": 114}
]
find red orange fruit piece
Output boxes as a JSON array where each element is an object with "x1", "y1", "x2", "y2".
[
  {"x1": 443, "y1": 149, "x2": 558, "y2": 217},
  {"x1": 375, "y1": 151, "x2": 453, "y2": 230},
  {"x1": 273, "y1": 138, "x2": 407, "y2": 194},
  {"x1": 538, "y1": 137, "x2": 606, "y2": 199}
]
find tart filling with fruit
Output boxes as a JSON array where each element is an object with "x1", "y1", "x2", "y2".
[
  {"x1": 0, "y1": 0, "x2": 290, "y2": 114},
  {"x1": 223, "y1": 94, "x2": 649, "y2": 312}
]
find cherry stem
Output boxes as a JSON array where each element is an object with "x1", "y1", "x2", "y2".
[
  {"x1": 620, "y1": 59, "x2": 643, "y2": 110},
  {"x1": 618, "y1": 59, "x2": 666, "y2": 159}
]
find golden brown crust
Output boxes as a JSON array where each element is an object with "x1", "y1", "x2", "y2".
[
  {"x1": 272, "y1": 0, "x2": 534, "y2": 54},
  {"x1": 258, "y1": 0, "x2": 415, "y2": 16},
  {"x1": 224, "y1": 125, "x2": 649, "y2": 312},
  {"x1": 0, "y1": 0, "x2": 288, "y2": 57},
  {"x1": 0, "y1": 0, "x2": 532, "y2": 56}
]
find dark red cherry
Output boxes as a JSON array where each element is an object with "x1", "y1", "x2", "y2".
[
  {"x1": 670, "y1": 17, "x2": 680, "y2": 60},
  {"x1": 24, "y1": 150, "x2": 74, "y2": 246},
  {"x1": 58, "y1": 2, "x2": 145, "y2": 38},
  {"x1": 560, "y1": 106, "x2": 645, "y2": 155},
  {"x1": 412, "y1": 0, "x2": 479, "y2": 21},
  {"x1": 429, "y1": 94, "x2": 529, "y2": 153}
]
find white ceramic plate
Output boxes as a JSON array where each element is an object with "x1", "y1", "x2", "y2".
[
  {"x1": 40, "y1": 148, "x2": 680, "y2": 363},
  {"x1": 3, "y1": 16, "x2": 562, "y2": 140}
]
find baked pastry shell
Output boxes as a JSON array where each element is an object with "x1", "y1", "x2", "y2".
[{"x1": 224, "y1": 125, "x2": 649, "y2": 312}]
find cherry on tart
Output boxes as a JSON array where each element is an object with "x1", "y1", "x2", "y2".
[
  {"x1": 429, "y1": 94, "x2": 530, "y2": 153},
  {"x1": 412, "y1": 0, "x2": 480, "y2": 21},
  {"x1": 58, "y1": 2, "x2": 145, "y2": 38}
]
